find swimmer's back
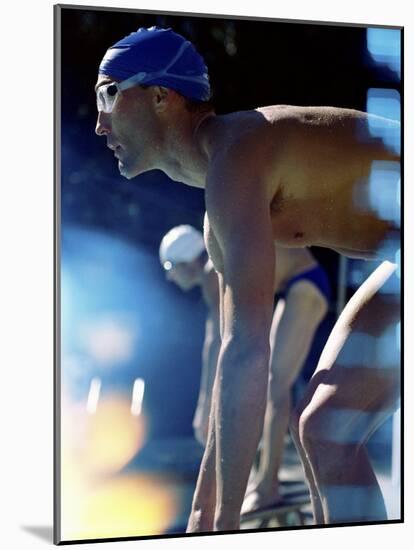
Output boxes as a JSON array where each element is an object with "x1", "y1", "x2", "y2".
[
  {"x1": 256, "y1": 105, "x2": 399, "y2": 184},
  {"x1": 202, "y1": 105, "x2": 400, "y2": 261},
  {"x1": 204, "y1": 105, "x2": 399, "y2": 196},
  {"x1": 264, "y1": 106, "x2": 400, "y2": 257}
]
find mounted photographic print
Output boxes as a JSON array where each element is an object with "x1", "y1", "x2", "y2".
[{"x1": 54, "y1": 4, "x2": 403, "y2": 544}]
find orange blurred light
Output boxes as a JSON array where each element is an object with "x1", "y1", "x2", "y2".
[
  {"x1": 61, "y1": 392, "x2": 169, "y2": 541},
  {"x1": 63, "y1": 393, "x2": 147, "y2": 477},
  {"x1": 61, "y1": 473, "x2": 179, "y2": 541}
]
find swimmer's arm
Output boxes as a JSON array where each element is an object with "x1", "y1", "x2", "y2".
[
  {"x1": 193, "y1": 277, "x2": 221, "y2": 446},
  {"x1": 187, "y1": 273, "x2": 221, "y2": 532},
  {"x1": 205, "y1": 151, "x2": 275, "y2": 530}
]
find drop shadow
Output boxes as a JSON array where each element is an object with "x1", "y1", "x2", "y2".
[{"x1": 21, "y1": 525, "x2": 54, "y2": 543}]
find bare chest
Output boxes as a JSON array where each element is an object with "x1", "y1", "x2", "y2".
[{"x1": 270, "y1": 188, "x2": 326, "y2": 248}]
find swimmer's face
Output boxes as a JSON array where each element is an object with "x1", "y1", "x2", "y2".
[
  {"x1": 165, "y1": 260, "x2": 201, "y2": 291},
  {"x1": 95, "y1": 74, "x2": 164, "y2": 179}
]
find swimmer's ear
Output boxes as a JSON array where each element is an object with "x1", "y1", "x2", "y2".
[{"x1": 152, "y1": 86, "x2": 170, "y2": 113}]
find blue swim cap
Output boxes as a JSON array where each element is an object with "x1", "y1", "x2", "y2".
[{"x1": 99, "y1": 26, "x2": 211, "y2": 102}]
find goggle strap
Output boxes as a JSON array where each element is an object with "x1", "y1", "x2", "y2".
[{"x1": 118, "y1": 41, "x2": 208, "y2": 92}]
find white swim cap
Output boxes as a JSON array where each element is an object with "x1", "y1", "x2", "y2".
[{"x1": 159, "y1": 225, "x2": 205, "y2": 269}]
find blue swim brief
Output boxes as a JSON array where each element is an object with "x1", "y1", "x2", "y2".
[{"x1": 280, "y1": 265, "x2": 331, "y2": 302}]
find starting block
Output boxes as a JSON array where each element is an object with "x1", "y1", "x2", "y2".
[{"x1": 240, "y1": 481, "x2": 311, "y2": 529}]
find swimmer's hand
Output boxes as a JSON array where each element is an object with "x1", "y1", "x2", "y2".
[{"x1": 186, "y1": 507, "x2": 214, "y2": 533}]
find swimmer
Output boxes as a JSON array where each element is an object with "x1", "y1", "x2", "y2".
[
  {"x1": 95, "y1": 27, "x2": 401, "y2": 531},
  {"x1": 159, "y1": 225, "x2": 221, "y2": 447},
  {"x1": 159, "y1": 225, "x2": 330, "y2": 512}
]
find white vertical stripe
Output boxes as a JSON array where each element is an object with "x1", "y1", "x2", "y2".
[
  {"x1": 131, "y1": 378, "x2": 145, "y2": 416},
  {"x1": 86, "y1": 377, "x2": 101, "y2": 414}
]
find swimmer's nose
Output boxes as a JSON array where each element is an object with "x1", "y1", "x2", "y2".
[{"x1": 95, "y1": 111, "x2": 111, "y2": 136}]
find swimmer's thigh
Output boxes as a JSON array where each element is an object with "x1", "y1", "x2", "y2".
[
  {"x1": 269, "y1": 280, "x2": 328, "y2": 395},
  {"x1": 295, "y1": 261, "x2": 400, "y2": 445}
]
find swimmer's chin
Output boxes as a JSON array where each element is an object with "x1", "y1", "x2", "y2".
[
  {"x1": 118, "y1": 160, "x2": 150, "y2": 180},
  {"x1": 117, "y1": 161, "x2": 139, "y2": 180}
]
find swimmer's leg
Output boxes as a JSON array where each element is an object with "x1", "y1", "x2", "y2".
[
  {"x1": 291, "y1": 261, "x2": 400, "y2": 524},
  {"x1": 290, "y1": 415, "x2": 325, "y2": 523},
  {"x1": 244, "y1": 281, "x2": 327, "y2": 514}
]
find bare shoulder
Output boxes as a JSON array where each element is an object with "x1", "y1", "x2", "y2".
[{"x1": 203, "y1": 110, "x2": 282, "y2": 204}]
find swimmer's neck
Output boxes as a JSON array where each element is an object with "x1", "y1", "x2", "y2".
[{"x1": 156, "y1": 111, "x2": 216, "y2": 188}]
